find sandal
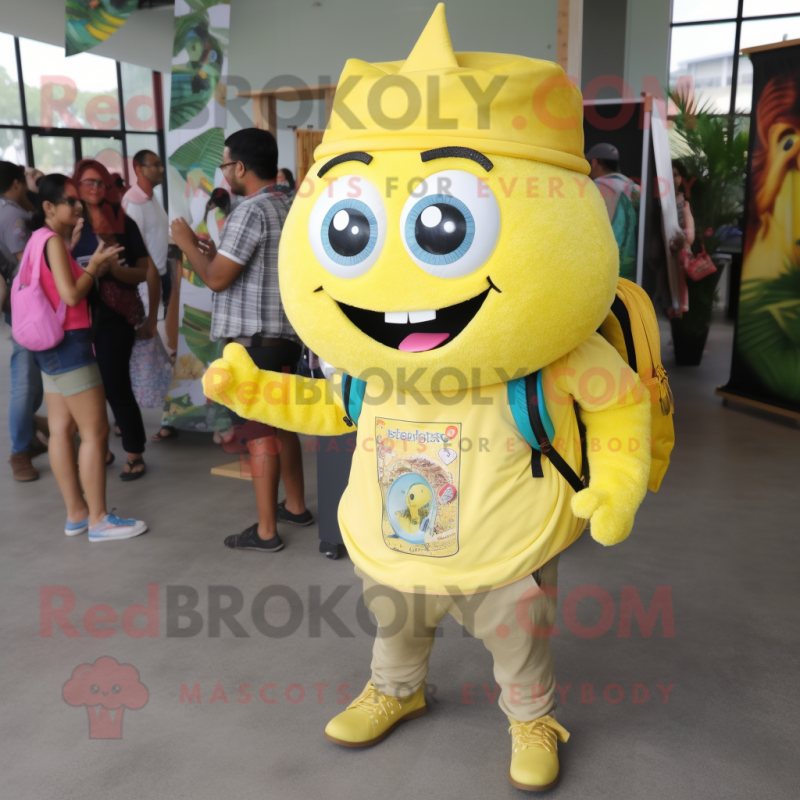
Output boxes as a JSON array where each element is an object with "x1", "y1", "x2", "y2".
[
  {"x1": 120, "y1": 458, "x2": 146, "y2": 482},
  {"x1": 106, "y1": 452, "x2": 116, "y2": 467},
  {"x1": 151, "y1": 426, "x2": 178, "y2": 442}
]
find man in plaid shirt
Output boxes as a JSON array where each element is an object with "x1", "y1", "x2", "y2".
[{"x1": 172, "y1": 128, "x2": 313, "y2": 553}]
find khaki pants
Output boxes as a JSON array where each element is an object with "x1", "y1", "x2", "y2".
[{"x1": 357, "y1": 555, "x2": 559, "y2": 722}]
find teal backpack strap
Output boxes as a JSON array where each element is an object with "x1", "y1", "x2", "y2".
[
  {"x1": 341, "y1": 372, "x2": 366, "y2": 428},
  {"x1": 508, "y1": 371, "x2": 583, "y2": 492}
]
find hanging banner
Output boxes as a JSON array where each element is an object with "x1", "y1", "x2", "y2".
[
  {"x1": 719, "y1": 40, "x2": 800, "y2": 417},
  {"x1": 163, "y1": 0, "x2": 233, "y2": 433},
  {"x1": 65, "y1": 0, "x2": 139, "y2": 56}
]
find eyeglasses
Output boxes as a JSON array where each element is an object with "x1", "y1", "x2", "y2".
[
  {"x1": 56, "y1": 197, "x2": 82, "y2": 207},
  {"x1": 141, "y1": 161, "x2": 163, "y2": 170},
  {"x1": 219, "y1": 161, "x2": 240, "y2": 171},
  {"x1": 79, "y1": 178, "x2": 105, "y2": 188}
]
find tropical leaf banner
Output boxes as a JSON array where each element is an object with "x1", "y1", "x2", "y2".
[
  {"x1": 721, "y1": 41, "x2": 800, "y2": 414},
  {"x1": 65, "y1": 0, "x2": 139, "y2": 57},
  {"x1": 164, "y1": 0, "x2": 232, "y2": 432}
]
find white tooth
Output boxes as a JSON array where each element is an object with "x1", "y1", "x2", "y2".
[
  {"x1": 385, "y1": 311, "x2": 409, "y2": 324},
  {"x1": 409, "y1": 310, "x2": 436, "y2": 323}
]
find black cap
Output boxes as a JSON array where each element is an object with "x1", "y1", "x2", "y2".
[{"x1": 586, "y1": 143, "x2": 620, "y2": 162}]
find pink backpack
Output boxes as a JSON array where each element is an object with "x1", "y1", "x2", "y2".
[{"x1": 11, "y1": 228, "x2": 67, "y2": 352}]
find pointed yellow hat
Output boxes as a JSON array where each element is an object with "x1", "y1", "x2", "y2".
[{"x1": 315, "y1": 3, "x2": 589, "y2": 174}]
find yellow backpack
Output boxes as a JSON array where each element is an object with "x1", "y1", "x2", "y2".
[{"x1": 598, "y1": 279, "x2": 675, "y2": 491}]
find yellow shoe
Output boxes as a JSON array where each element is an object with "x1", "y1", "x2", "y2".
[
  {"x1": 508, "y1": 715, "x2": 570, "y2": 791},
  {"x1": 324, "y1": 681, "x2": 427, "y2": 747}
]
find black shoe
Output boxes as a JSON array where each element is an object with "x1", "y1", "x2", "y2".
[
  {"x1": 224, "y1": 524, "x2": 284, "y2": 552},
  {"x1": 277, "y1": 501, "x2": 314, "y2": 527}
]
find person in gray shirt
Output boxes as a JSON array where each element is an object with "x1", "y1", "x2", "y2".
[{"x1": 1, "y1": 161, "x2": 45, "y2": 482}]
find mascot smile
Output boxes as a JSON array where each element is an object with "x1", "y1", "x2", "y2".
[{"x1": 204, "y1": 4, "x2": 673, "y2": 790}]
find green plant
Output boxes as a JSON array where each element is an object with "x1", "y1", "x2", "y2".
[
  {"x1": 668, "y1": 91, "x2": 749, "y2": 255},
  {"x1": 668, "y1": 91, "x2": 749, "y2": 346}
]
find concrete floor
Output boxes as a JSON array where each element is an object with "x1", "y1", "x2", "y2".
[{"x1": 1, "y1": 316, "x2": 798, "y2": 800}]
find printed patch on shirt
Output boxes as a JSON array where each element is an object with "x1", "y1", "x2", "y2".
[{"x1": 376, "y1": 418, "x2": 460, "y2": 558}]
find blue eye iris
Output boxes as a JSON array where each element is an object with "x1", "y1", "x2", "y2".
[
  {"x1": 321, "y1": 199, "x2": 378, "y2": 268},
  {"x1": 404, "y1": 194, "x2": 475, "y2": 266}
]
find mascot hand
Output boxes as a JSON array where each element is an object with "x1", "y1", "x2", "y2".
[
  {"x1": 570, "y1": 393, "x2": 652, "y2": 547},
  {"x1": 571, "y1": 486, "x2": 636, "y2": 546},
  {"x1": 203, "y1": 343, "x2": 355, "y2": 437},
  {"x1": 203, "y1": 343, "x2": 278, "y2": 420}
]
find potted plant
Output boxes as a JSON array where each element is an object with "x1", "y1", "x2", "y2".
[{"x1": 668, "y1": 92, "x2": 749, "y2": 365}]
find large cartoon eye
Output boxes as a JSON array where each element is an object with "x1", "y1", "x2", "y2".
[
  {"x1": 308, "y1": 175, "x2": 386, "y2": 279},
  {"x1": 90, "y1": 685, "x2": 100, "y2": 694},
  {"x1": 400, "y1": 170, "x2": 501, "y2": 278},
  {"x1": 112, "y1": 685, "x2": 121, "y2": 694}
]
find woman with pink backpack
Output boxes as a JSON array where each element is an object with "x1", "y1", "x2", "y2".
[{"x1": 10, "y1": 174, "x2": 148, "y2": 542}]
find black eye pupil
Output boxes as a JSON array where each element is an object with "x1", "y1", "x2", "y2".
[
  {"x1": 783, "y1": 138, "x2": 794, "y2": 151},
  {"x1": 90, "y1": 685, "x2": 99, "y2": 693},
  {"x1": 415, "y1": 203, "x2": 467, "y2": 256},
  {"x1": 112, "y1": 685, "x2": 121, "y2": 693},
  {"x1": 328, "y1": 208, "x2": 370, "y2": 257},
  {"x1": 409, "y1": 493, "x2": 414, "y2": 500}
]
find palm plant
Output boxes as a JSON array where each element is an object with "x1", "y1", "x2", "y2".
[
  {"x1": 669, "y1": 91, "x2": 749, "y2": 255},
  {"x1": 667, "y1": 90, "x2": 750, "y2": 355}
]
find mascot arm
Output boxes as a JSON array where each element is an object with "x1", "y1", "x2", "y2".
[
  {"x1": 202, "y1": 343, "x2": 353, "y2": 436},
  {"x1": 571, "y1": 389, "x2": 651, "y2": 546}
]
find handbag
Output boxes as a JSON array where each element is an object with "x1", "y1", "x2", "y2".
[
  {"x1": 684, "y1": 244, "x2": 717, "y2": 282},
  {"x1": 130, "y1": 333, "x2": 173, "y2": 407},
  {"x1": 100, "y1": 276, "x2": 145, "y2": 327},
  {"x1": 10, "y1": 228, "x2": 67, "y2": 351}
]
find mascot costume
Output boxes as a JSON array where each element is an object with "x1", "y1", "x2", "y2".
[{"x1": 205, "y1": 4, "x2": 674, "y2": 791}]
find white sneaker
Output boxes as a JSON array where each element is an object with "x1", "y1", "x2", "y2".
[
  {"x1": 64, "y1": 517, "x2": 89, "y2": 536},
  {"x1": 88, "y1": 513, "x2": 148, "y2": 542}
]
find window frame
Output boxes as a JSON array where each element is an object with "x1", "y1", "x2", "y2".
[
  {"x1": 0, "y1": 35, "x2": 167, "y2": 211},
  {"x1": 669, "y1": 0, "x2": 800, "y2": 117}
]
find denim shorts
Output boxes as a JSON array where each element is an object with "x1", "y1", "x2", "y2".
[{"x1": 34, "y1": 329, "x2": 96, "y2": 376}]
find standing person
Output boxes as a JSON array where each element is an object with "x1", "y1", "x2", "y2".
[
  {"x1": 1, "y1": 161, "x2": 46, "y2": 482},
  {"x1": 122, "y1": 150, "x2": 171, "y2": 314},
  {"x1": 587, "y1": 143, "x2": 640, "y2": 281},
  {"x1": 71, "y1": 159, "x2": 159, "y2": 481},
  {"x1": 171, "y1": 128, "x2": 312, "y2": 553},
  {"x1": 671, "y1": 160, "x2": 694, "y2": 316},
  {"x1": 276, "y1": 168, "x2": 296, "y2": 198},
  {"x1": 16, "y1": 173, "x2": 146, "y2": 540}
]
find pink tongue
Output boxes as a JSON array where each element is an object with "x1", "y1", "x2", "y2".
[{"x1": 398, "y1": 332, "x2": 450, "y2": 352}]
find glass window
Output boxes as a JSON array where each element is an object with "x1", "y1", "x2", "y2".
[
  {"x1": 669, "y1": 22, "x2": 737, "y2": 113},
  {"x1": 735, "y1": 16, "x2": 800, "y2": 112},
  {"x1": 32, "y1": 135, "x2": 76, "y2": 175},
  {"x1": 81, "y1": 137, "x2": 124, "y2": 177},
  {"x1": 743, "y1": 0, "x2": 800, "y2": 16},
  {"x1": 0, "y1": 128, "x2": 26, "y2": 165},
  {"x1": 0, "y1": 32, "x2": 23, "y2": 125},
  {"x1": 19, "y1": 38, "x2": 119, "y2": 130},
  {"x1": 126, "y1": 132, "x2": 164, "y2": 207},
  {"x1": 672, "y1": 0, "x2": 738, "y2": 24},
  {"x1": 121, "y1": 62, "x2": 159, "y2": 133}
]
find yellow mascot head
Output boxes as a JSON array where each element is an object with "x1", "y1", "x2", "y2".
[{"x1": 279, "y1": 3, "x2": 618, "y2": 391}]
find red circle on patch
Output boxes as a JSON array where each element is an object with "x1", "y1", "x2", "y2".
[
  {"x1": 445, "y1": 426, "x2": 458, "y2": 440},
  {"x1": 437, "y1": 484, "x2": 457, "y2": 505}
]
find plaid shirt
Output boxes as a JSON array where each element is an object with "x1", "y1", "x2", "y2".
[{"x1": 211, "y1": 185, "x2": 299, "y2": 343}]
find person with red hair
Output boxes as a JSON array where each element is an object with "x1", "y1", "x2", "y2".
[{"x1": 70, "y1": 160, "x2": 160, "y2": 481}]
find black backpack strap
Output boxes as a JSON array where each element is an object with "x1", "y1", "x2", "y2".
[{"x1": 525, "y1": 373, "x2": 584, "y2": 494}]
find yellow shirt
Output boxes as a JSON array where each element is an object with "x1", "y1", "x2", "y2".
[{"x1": 336, "y1": 334, "x2": 638, "y2": 593}]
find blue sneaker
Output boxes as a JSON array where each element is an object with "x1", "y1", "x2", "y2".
[
  {"x1": 64, "y1": 517, "x2": 89, "y2": 537},
  {"x1": 88, "y1": 513, "x2": 148, "y2": 543}
]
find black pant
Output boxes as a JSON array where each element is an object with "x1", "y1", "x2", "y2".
[
  {"x1": 94, "y1": 317, "x2": 146, "y2": 454},
  {"x1": 160, "y1": 271, "x2": 172, "y2": 312}
]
